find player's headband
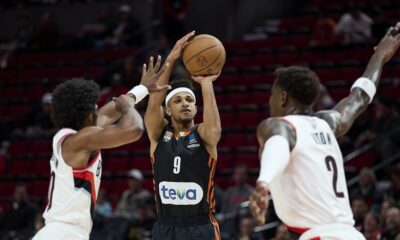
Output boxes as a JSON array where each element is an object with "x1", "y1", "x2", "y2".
[{"x1": 165, "y1": 87, "x2": 196, "y2": 106}]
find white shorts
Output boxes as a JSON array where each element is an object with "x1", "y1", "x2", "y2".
[
  {"x1": 299, "y1": 223, "x2": 365, "y2": 240},
  {"x1": 33, "y1": 222, "x2": 89, "y2": 240}
]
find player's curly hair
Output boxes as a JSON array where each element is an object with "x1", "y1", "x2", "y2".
[
  {"x1": 274, "y1": 66, "x2": 320, "y2": 106},
  {"x1": 164, "y1": 79, "x2": 196, "y2": 105},
  {"x1": 51, "y1": 78, "x2": 99, "y2": 130}
]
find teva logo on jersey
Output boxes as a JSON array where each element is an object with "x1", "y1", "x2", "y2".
[{"x1": 159, "y1": 181, "x2": 203, "y2": 205}]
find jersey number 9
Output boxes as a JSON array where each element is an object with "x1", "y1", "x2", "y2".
[{"x1": 173, "y1": 156, "x2": 181, "y2": 174}]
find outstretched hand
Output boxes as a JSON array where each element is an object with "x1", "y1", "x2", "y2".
[
  {"x1": 374, "y1": 22, "x2": 400, "y2": 63},
  {"x1": 169, "y1": 31, "x2": 196, "y2": 60},
  {"x1": 191, "y1": 71, "x2": 221, "y2": 84},
  {"x1": 140, "y1": 55, "x2": 170, "y2": 93},
  {"x1": 249, "y1": 181, "x2": 269, "y2": 226}
]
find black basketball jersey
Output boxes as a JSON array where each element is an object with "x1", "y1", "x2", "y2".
[{"x1": 152, "y1": 125, "x2": 217, "y2": 217}]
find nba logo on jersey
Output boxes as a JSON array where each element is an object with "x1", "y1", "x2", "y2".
[{"x1": 163, "y1": 131, "x2": 173, "y2": 142}]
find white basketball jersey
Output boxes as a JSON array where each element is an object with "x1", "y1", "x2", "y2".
[
  {"x1": 43, "y1": 128, "x2": 102, "y2": 235},
  {"x1": 270, "y1": 115, "x2": 354, "y2": 231}
]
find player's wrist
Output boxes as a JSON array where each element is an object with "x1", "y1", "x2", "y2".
[
  {"x1": 371, "y1": 52, "x2": 386, "y2": 63},
  {"x1": 128, "y1": 85, "x2": 148, "y2": 104},
  {"x1": 350, "y1": 77, "x2": 376, "y2": 103}
]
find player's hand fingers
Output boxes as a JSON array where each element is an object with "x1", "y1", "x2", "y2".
[
  {"x1": 140, "y1": 63, "x2": 147, "y2": 77},
  {"x1": 191, "y1": 75, "x2": 202, "y2": 81},
  {"x1": 153, "y1": 55, "x2": 162, "y2": 72},
  {"x1": 151, "y1": 84, "x2": 171, "y2": 92},
  {"x1": 156, "y1": 62, "x2": 169, "y2": 77},
  {"x1": 395, "y1": 22, "x2": 400, "y2": 31},
  {"x1": 148, "y1": 56, "x2": 154, "y2": 73},
  {"x1": 182, "y1": 31, "x2": 195, "y2": 43}
]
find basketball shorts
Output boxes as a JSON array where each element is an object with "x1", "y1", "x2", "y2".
[
  {"x1": 151, "y1": 214, "x2": 221, "y2": 240},
  {"x1": 299, "y1": 223, "x2": 365, "y2": 240},
  {"x1": 32, "y1": 222, "x2": 89, "y2": 240}
]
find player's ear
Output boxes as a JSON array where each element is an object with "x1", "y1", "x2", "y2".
[
  {"x1": 83, "y1": 112, "x2": 96, "y2": 127},
  {"x1": 280, "y1": 91, "x2": 288, "y2": 108},
  {"x1": 165, "y1": 106, "x2": 172, "y2": 117}
]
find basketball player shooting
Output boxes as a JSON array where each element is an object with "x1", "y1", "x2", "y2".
[
  {"x1": 144, "y1": 32, "x2": 222, "y2": 240},
  {"x1": 33, "y1": 57, "x2": 168, "y2": 240},
  {"x1": 249, "y1": 22, "x2": 400, "y2": 240}
]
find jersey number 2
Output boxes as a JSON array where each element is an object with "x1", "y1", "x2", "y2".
[
  {"x1": 325, "y1": 156, "x2": 344, "y2": 198},
  {"x1": 173, "y1": 156, "x2": 181, "y2": 174}
]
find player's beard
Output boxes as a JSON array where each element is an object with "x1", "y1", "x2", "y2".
[{"x1": 173, "y1": 115, "x2": 194, "y2": 125}]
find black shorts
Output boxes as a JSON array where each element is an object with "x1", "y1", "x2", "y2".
[{"x1": 151, "y1": 215, "x2": 220, "y2": 240}]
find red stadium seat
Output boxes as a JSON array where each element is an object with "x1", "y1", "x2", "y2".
[
  {"x1": 7, "y1": 140, "x2": 29, "y2": 156},
  {"x1": 220, "y1": 112, "x2": 235, "y2": 128},
  {"x1": 130, "y1": 156, "x2": 152, "y2": 172},
  {"x1": 9, "y1": 160, "x2": 34, "y2": 176},
  {"x1": 109, "y1": 179, "x2": 128, "y2": 196},
  {"x1": 103, "y1": 157, "x2": 130, "y2": 173},
  {"x1": 253, "y1": 54, "x2": 275, "y2": 67},
  {"x1": 143, "y1": 179, "x2": 154, "y2": 193},
  {"x1": 34, "y1": 160, "x2": 50, "y2": 176},
  {"x1": 234, "y1": 153, "x2": 259, "y2": 168},
  {"x1": 338, "y1": 67, "x2": 363, "y2": 81},
  {"x1": 314, "y1": 68, "x2": 338, "y2": 82},
  {"x1": 251, "y1": 92, "x2": 270, "y2": 105},
  {"x1": 241, "y1": 73, "x2": 264, "y2": 86},
  {"x1": 299, "y1": 51, "x2": 323, "y2": 64},
  {"x1": 30, "y1": 140, "x2": 52, "y2": 157},
  {"x1": 0, "y1": 182, "x2": 16, "y2": 197},
  {"x1": 345, "y1": 151, "x2": 375, "y2": 169},
  {"x1": 221, "y1": 133, "x2": 247, "y2": 148},
  {"x1": 216, "y1": 154, "x2": 234, "y2": 171},
  {"x1": 236, "y1": 111, "x2": 261, "y2": 128},
  {"x1": 32, "y1": 180, "x2": 50, "y2": 198},
  {"x1": 266, "y1": 35, "x2": 288, "y2": 48}
]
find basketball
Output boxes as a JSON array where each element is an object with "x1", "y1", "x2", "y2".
[{"x1": 182, "y1": 34, "x2": 226, "y2": 76}]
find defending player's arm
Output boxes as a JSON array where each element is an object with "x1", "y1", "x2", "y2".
[
  {"x1": 193, "y1": 73, "x2": 222, "y2": 150},
  {"x1": 62, "y1": 94, "x2": 143, "y2": 168},
  {"x1": 145, "y1": 31, "x2": 195, "y2": 143},
  {"x1": 316, "y1": 22, "x2": 400, "y2": 137},
  {"x1": 97, "y1": 57, "x2": 169, "y2": 128},
  {"x1": 249, "y1": 118, "x2": 296, "y2": 225}
]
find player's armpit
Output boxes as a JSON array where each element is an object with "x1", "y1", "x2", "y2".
[{"x1": 144, "y1": 104, "x2": 168, "y2": 142}]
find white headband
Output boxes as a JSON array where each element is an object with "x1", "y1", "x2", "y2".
[{"x1": 165, "y1": 87, "x2": 196, "y2": 106}]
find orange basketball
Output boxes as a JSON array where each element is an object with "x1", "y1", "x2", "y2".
[{"x1": 182, "y1": 34, "x2": 226, "y2": 76}]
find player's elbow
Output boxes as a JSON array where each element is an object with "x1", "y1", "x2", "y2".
[
  {"x1": 210, "y1": 127, "x2": 222, "y2": 138},
  {"x1": 125, "y1": 122, "x2": 144, "y2": 142},
  {"x1": 132, "y1": 124, "x2": 145, "y2": 141},
  {"x1": 206, "y1": 128, "x2": 222, "y2": 145}
]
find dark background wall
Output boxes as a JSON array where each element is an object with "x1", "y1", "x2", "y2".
[{"x1": 0, "y1": 0, "x2": 303, "y2": 42}]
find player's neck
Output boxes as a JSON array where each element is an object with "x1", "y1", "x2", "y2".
[
  {"x1": 284, "y1": 105, "x2": 310, "y2": 116},
  {"x1": 171, "y1": 120, "x2": 194, "y2": 133}
]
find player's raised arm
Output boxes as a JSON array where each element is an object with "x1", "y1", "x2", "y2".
[
  {"x1": 316, "y1": 22, "x2": 400, "y2": 137},
  {"x1": 145, "y1": 31, "x2": 195, "y2": 142},
  {"x1": 193, "y1": 73, "x2": 222, "y2": 148},
  {"x1": 70, "y1": 94, "x2": 144, "y2": 152},
  {"x1": 97, "y1": 56, "x2": 169, "y2": 128}
]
